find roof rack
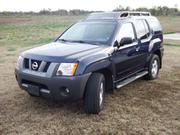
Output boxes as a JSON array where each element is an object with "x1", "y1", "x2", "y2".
[
  {"x1": 86, "y1": 11, "x2": 151, "y2": 20},
  {"x1": 120, "y1": 11, "x2": 151, "y2": 17}
]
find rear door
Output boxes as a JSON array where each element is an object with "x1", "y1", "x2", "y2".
[{"x1": 133, "y1": 19, "x2": 152, "y2": 68}]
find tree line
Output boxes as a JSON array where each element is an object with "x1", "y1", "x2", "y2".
[
  {"x1": 114, "y1": 6, "x2": 180, "y2": 16},
  {"x1": 0, "y1": 6, "x2": 180, "y2": 16},
  {"x1": 0, "y1": 9, "x2": 93, "y2": 16}
]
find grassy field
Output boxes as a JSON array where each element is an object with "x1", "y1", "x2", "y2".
[
  {"x1": 0, "y1": 15, "x2": 179, "y2": 63},
  {"x1": 158, "y1": 16, "x2": 180, "y2": 33},
  {"x1": 0, "y1": 15, "x2": 84, "y2": 47},
  {"x1": 0, "y1": 15, "x2": 180, "y2": 134},
  {"x1": 164, "y1": 39, "x2": 180, "y2": 47},
  {"x1": 0, "y1": 15, "x2": 180, "y2": 48}
]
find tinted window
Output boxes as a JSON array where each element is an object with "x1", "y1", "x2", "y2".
[
  {"x1": 59, "y1": 22, "x2": 116, "y2": 45},
  {"x1": 117, "y1": 23, "x2": 135, "y2": 42},
  {"x1": 134, "y1": 20, "x2": 150, "y2": 40}
]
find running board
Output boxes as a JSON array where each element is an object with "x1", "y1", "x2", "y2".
[{"x1": 116, "y1": 71, "x2": 148, "y2": 89}]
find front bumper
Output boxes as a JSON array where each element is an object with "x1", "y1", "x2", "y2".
[{"x1": 15, "y1": 69, "x2": 91, "y2": 101}]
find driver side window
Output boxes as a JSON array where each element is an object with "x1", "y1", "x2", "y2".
[{"x1": 117, "y1": 23, "x2": 135, "y2": 43}]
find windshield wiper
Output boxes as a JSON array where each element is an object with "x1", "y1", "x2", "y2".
[
  {"x1": 59, "y1": 39, "x2": 102, "y2": 45},
  {"x1": 70, "y1": 40, "x2": 87, "y2": 43},
  {"x1": 59, "y1": 39, "x2": 85, "y2": 43},
  {"x1": 58, "y1": 39, "x2": 69, "y2": 42}
]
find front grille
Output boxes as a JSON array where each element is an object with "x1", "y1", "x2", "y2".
[
  {"x1": 43, "y1": 62, "x2": 51, "y2": 72},
  {"x1": 23, "y1": 58, "x2": 51, "y2": 72},
  {"x1": 24, "y1": 58, "x2": 29, "y2": 69}
]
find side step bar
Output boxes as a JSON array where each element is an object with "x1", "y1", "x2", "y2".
[{"x1": 116, "y1": 71, "x2": 148, "y2": 89}]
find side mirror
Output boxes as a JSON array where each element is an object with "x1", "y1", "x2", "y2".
[
  {"x1": 113, "y1": 40, "x2": 119, "y2": 48},
  {"x1": 120, "y1": 37, "x2": 133, "y2": 46}
]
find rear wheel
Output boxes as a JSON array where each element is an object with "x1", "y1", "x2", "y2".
[
  {"x1": 84, "y1": 73, "x2": 105, "y2": 114},
  {"x1": 146, "y1": 54, "x2": 160, "y2": 80}
]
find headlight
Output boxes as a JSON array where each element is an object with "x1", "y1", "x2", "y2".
[
  {"x1": 56, "y1": 63, "x2": 78, "y2": 76},
  {"x1": 16, "y1": 56, "x2": 23, "y2": 69}
]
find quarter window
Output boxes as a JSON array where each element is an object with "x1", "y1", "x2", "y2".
[
  {"x1": 134, "y1": 20, "x2": 150, "y2": 40},
  {"x1": 147, "y1": 18, "x2": 162, "y2": 32}
]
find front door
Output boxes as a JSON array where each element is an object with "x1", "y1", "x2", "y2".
[{"x1": 112, "y1": 22, "x2": 145, "y2": 80}]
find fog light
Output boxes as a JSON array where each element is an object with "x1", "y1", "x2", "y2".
[
  {"x1": 65, "y1": 88, "x2": 70, "y2": 93},
  {"x1": 60, "y1": 87, "x2": 70, "y2": 96}
]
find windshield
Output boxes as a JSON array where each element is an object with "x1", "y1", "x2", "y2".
[{"x1": 58, "y1": 21, "x2": 116, "y2": 45}]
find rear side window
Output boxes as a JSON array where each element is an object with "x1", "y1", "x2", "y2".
[
  {"x1": 117, "y1": 23, "x2": 135, "y2": 42},
  {"x1": 134, "y1": 20, "x2": 150, "y2": 40}
]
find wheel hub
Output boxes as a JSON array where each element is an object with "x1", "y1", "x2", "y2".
[
  {"x1": 151, "y1": 59, "x2": 158, "y2": 78},
  {"x1": 99, "y1": 82, "x2": 104, "y2": 106}
]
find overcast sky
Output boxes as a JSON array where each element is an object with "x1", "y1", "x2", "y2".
[{"x1": 0, "y1": 0, "x2": 179, "y2": 12}]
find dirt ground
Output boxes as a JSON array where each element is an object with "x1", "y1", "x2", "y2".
[{"x1": 0, "y1": 45, "x2": 179, "y2": 135}]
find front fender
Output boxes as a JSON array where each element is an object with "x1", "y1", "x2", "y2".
[
  {"x1": 74, "y1": 47, "x2": 115, "y2": 75},
  {"x1": 83, "y1": 58, "x2": 111, "y2": 74}
]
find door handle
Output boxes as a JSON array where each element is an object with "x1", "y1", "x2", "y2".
[{"x1": 136, "y1": 46, "x2": 140, "y2": 52}]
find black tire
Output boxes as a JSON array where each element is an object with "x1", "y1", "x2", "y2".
[
  {"x1": 84, "y1": 73, "x2": 105, "y2": 114},
  {"x1": 28, "y1": 93, "x2": 38, "y2": 97},
  {"x1": 146, "y1": 54, "x2": 160, "y2": 80}
]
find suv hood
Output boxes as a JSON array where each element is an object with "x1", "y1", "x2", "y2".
[{"x1": 22, "y1": 42, "x2": 112, "y2": 63}]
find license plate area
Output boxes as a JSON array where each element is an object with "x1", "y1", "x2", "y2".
[{"x1": 27, "y1": 84, "x2": 40, "y2": 96}]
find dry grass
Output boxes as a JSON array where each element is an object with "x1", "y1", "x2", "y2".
[
  {"x1": 0, "y1": 15, "x2": 180, "y2": 135},
  {"x1": 0, "y1": 45, "x2": 180, "y2": 135}
]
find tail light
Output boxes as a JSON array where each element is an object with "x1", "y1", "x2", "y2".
[{"x1": 160, "y1": 34, "x2": 163, "y2": 43}]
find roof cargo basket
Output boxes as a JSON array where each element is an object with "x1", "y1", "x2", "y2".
[
  {"x1": 86, "y1": 11, "x2": 151, "y2": 20},
  {"x1": 120, "y1": 11, "x2": 151, "y2": 17}
]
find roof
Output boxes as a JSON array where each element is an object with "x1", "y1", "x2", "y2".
[{"x1": 86, "y1": 11, "x2": 152, "y2": 21}]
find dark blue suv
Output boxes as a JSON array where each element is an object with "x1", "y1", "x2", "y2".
[{"x1": 15, "y1": 12, "x2": 164, "y2": 114}]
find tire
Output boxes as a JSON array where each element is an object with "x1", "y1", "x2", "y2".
[
  {"x1": 28, "y1": 93, "x2": 38, "y2": 97},
  {"x1": 84, "y1": 73, "x2": 105, "y2": 114},
  {"x1": 146, "y1": 54, "x2": 160, "y2": 80}
]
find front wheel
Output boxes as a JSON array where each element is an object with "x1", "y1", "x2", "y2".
[
  {"x1": 28, "y1": 93, "x2": 38, "y2": 97},
  {"x1": 84, "y1": 73, "x2": 105, "y2": 114},
  {"x1": 146, "y1": 54, "x2": 160, "y2": 80}
]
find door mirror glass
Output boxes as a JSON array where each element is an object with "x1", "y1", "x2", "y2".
[{"x1": 120, "y1": 37, "x2": 133, "y2": 46}]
